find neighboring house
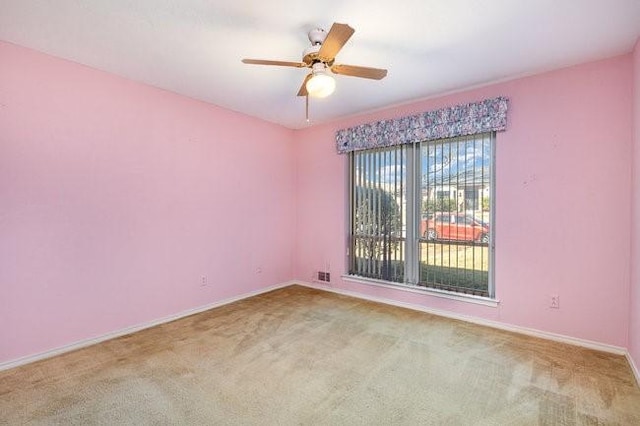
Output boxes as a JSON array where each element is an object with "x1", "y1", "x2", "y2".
[{"x1": 423, "y1": 168, "x2": 490, "y2": 213}]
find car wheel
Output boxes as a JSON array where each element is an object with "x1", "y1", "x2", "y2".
[
  {"x1": 425, "y1": 229, "x2": 437, "y2": 241},
  {"x1": 479, "y1": 233, "x2": 489, "y2": 244}
]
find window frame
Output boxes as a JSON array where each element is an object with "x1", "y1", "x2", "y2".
[{"x1": 346, "y1": 132, "x2": 496, "y2": 302}]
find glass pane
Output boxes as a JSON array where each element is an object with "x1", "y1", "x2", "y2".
[
  {"x1": 419, "y1": 134, "x2": 492, "y2": 296},
  {"x1": 350, "y1": 146, "x2": 406, "y2": 283}
]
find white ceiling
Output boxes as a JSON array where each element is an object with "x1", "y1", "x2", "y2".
[{"x1": 1, "y1": 1, "x2": 639, "y2": 129}]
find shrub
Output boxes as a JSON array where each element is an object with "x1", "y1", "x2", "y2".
[
  {"x1": 422, "y1": 198, "x2": 457, "y2": 214},
  {"x1": 481, "y1": 196, "x2": 490, "y2": 211}
]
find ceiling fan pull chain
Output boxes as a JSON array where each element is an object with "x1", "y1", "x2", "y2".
[{"x1": 306, "y1": 95, "x2": 310, "y2": 123}]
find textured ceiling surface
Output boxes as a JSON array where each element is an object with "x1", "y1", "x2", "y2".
[{"x1": 1, "y1": 0, "x2": 639, "y2": 128}]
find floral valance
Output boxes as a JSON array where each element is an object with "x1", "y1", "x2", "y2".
[{"x1": 335, "y1": 96, "x2": 509, "y2": 154}]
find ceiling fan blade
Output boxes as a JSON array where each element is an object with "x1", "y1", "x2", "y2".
[
  {"x1": 297, "y1": 74, "x2": 312, "y2": 97},
  {"x1": 318, "y1": 23, "x2": 354, "y2": 61},
  {"x1": 242, "y1": 59, "x2": 307, "y2": 68},
  {"x1": 331, "y1": 64, "x2": 388, "y2": 80}
]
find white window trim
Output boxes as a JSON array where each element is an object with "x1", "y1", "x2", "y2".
[{"x1": 342, "y1": 274, "x2": 499, "y2": 307}]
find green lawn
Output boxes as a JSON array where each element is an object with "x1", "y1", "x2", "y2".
[{"x1": 351, "y1": 240, "x2": 489, "y2": 296}]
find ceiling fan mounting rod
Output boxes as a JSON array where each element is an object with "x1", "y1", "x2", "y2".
[{"x1": 308, "y1": 28, "x2": 328, "y2": 45}]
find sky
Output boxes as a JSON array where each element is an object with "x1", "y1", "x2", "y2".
[{"x1": 356, "y1": 136, "x2": 492, "y2": 187}]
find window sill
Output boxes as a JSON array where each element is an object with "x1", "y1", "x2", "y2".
[{"x1": 341, "y1": 275, "x2": 499, "y2": 308}]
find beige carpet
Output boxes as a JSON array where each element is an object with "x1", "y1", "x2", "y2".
[{"x1": 1, "y1": 285, "x2": 639, "y2": 425}]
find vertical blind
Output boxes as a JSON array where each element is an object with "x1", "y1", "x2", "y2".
[
  {"x1": 349, "y1": 133, "x2": 494, "y2": 298},
  {"x1": 350, "y1": 145, "x2": 406, "y2": 283},
  {"x1": 419, "y1": 133, "x2": 492, "y2": 297}
]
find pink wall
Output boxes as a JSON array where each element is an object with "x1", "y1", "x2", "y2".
[
  {"x1": 631, "y1": 39, "x2": 640, "y2": 371},
  {"x1": 1, "y1": 39, "x2": 637, "y2": 367},
  {"x1": 295, "y1": 54, "x2": 634, "y2": 348},
  {"x1": 0, "y1": 41, "x2": 296, "y2": 364}
]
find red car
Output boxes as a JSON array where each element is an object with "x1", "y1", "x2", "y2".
[{"x1": 421, "y1": 213, "x2": 490, "y2": 243}]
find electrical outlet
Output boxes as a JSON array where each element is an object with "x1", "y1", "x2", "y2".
[
  {"x1": 200, "y1": 275, "x2": 208, "y2": 287},
  {"x1": 550, "y1": 295, "x2": 560, "y2": 309}
]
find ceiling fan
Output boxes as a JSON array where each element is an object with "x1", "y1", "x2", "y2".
[{"x1": 242, "y1": 23, "x2": 388, "y2": 100}]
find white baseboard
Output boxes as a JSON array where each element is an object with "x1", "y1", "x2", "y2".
[
  {"x1": 627, "y1": 352, "x2": 640, "y2": 387},
  {"x1": 295, "y1": 281, "x2": 628, "y2": 356},
  {"x1": 3, "y1": 280, "x2": 634, "y2": 378},
  {"x1": 0, "y1": 281, "x2": 296, "y2": 372}
]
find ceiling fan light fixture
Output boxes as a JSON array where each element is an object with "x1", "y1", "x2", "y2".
[{"x1": 306, "y1": 66, "x2": 335, "y2": 98}]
